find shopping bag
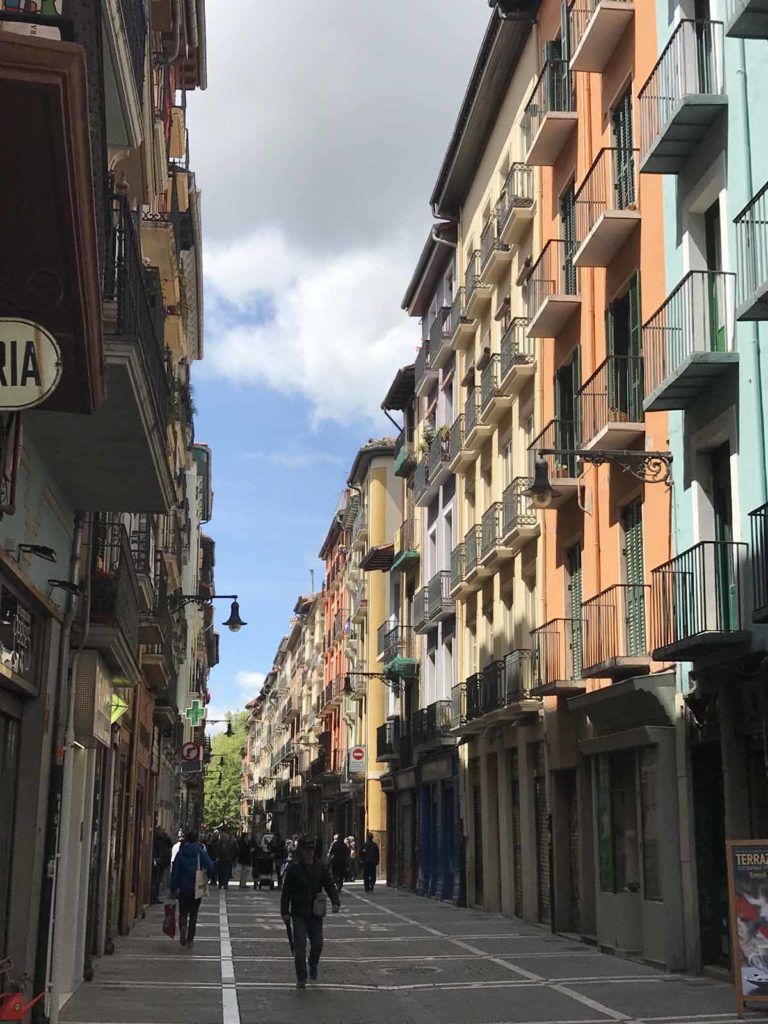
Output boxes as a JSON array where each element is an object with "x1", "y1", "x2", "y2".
[
  {"x1": 162, "y1": 903, "x2": 176, "y2": 939},
  {"x1": 194, "y1": 854, "x2": 208, "y2": 899}
]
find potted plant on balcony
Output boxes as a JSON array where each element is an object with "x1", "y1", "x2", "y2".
[{"x1": 419, "y1": 424, "x2": 436, "y2": 456}]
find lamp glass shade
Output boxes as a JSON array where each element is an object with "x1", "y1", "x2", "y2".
[
  {"x1": 225, "y1": 722, "x2": 234, "y2": 738},
  {"x1": 223, "y1": 599, "x2": 247, "y2": 632},
  {"x1": 523, "y1": 457, "x2": 554, "y2": 510},
  {"x1": 342, "y1": 674, "x2": 353, "y2": 695}
]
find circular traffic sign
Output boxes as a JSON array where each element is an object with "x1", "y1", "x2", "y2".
[
  {"x1": 351, "y1": 746, "x2": 365, "y2": 762},
  {"x1": 182, "y1": 741, "x2": 201, "y2": 762}
]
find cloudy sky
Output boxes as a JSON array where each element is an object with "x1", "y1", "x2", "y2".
[{"x1": 187, "y1": 1, "x2": 490, "y2": 728}]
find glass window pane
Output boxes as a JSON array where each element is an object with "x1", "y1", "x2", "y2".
[
  {"x1": 640, "y1": 747, "x2": 662, "y2": 901},
  {"x1": 597, "y1": 754, "x2": 613, "y2": 892},
  {"x1": 610, "y1": 751, "x2": 640, "y2": 893}
]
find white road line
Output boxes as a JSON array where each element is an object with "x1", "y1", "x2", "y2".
[
  {"x1": 549, "y1": 983, "x2": 631, "y2": 1021},
  {"x1": 219, "y1": 892, "x2": 239, "y2": 1024}
]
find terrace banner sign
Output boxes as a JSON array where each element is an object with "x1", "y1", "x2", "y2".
[
  {"x1": 726, "y1": 839, "x2": 768, "y2": 1013},
  {"x1": 0, "y1": 319, "x2": 62, "y2": 410}
]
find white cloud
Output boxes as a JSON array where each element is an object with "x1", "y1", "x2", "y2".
[
  {"x1": 204, "y1": 704, "x2": 231, "y2": 736},
  {"x1": 202, "y1": 233, "x2": 420, "y2": 425},
  {"x1": 234, "y1": 670, "x2": 266, "y2": 694},
  {"x1": 239, "y1": 449, "x2": 347, "y2": 470}
]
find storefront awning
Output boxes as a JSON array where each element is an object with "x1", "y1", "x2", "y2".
[{"x1": 360, "y1": 544, "x2": 394, "y2": 572}]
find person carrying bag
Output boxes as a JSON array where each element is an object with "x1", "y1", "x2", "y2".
[
  {"x1": 280, "y1": 837, "x2": 339, "y2": 988},
  {"x1": 170, "y1": 830, "x2": 215, "y2": 950}
]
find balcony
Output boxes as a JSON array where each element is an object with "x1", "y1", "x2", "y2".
[
  {"x1": 651, "y1": 542, "x2": 749, "y2": 660},
  {"x1": 522, "y1": 59, "x2": 577, "y2": 166},
  {"x1": 573, "y1": 148, "x2": 640, "y2": 268},
  {"x1": 413, "y1": 457, "x2": 430, "y2": 507},
  {"x1": 429, "y1": 306, "x2": 453, "y2": 370},
  {"x1": 447, "y1": 288, "x2": 476, "y2": 349},
  {"x1": 642, "y1": 271, "x2": 737, "y2": 412},
  {"x1": 531, "y1": 619, "x2": 586, "y2": 696},
  {"x1": 528, "y1": 419, "x2": 581, "y2": 508},
  {"x1": 582, "y1": 584, "x2": 651, "y2": 680},
  {"x1": 394, "y1": 429, "x2": 418, "y2": 478},
  {"x1": 464, "y1": 391, "x2": 492, "y2": 450},
  {"x1": 569, "y1": 0, "x2": 635, "y2": 73},
  {"x1": 450, "y1": 543, "x2": 467, "y2": 597},
  {"x1": 726, "y1": 0, "x2": 768, "y2": 37},
  {"x1": 638, "y1": 20, "x2": 727, "y2": 175},
  {"x1": 480, "y1": 216, "x2": 511, "y2": 282},
  {"x1": 465, "y1": 524, "x2": 492, "y2": 588},
  {"x1": 377, "y1": 717, "x2": 401, "y2": 763},
  {"x1": 413, "y1": 587, "x2": 430, "y2": 634},
  {"x1": 449, "y1": 414, "x2": 476, "y2": 472},
  {"x1": 481, "y1": 503, "x2": 514, "y2": 568},
  {"x1": 501, "y1": 478, "x2": 539, "y2": 553},
  {"x1": 453, "y1": 654, "x2": 539, "y2": 734},
  {"x1": 464, "y1": 250, "x2": 492, "y2": 318},
  {"x1": 497, "y1": 163, "x2": 535, "y2": 246},
  {"x1": 350, "y1": 579, "x2": 368, "y2": 624},
  {"x1": 29, "y1": 194, "x2": 174, "y2": 511},
  {"x1": 351, "y1": 507, "x2": 368, "y2": 552},
  {"x1": 139, "y1": 564, "x2": 177, "y2": 695},
  {"x1": 751, "y1": 504, "x2": 768, "y2": 622},
  {"x1": 500, "y1": 318, "x2": 535, "y2": 394},
  {"x1": 415, "y1": 341, "x2": 437, "y2": 398},
  {"x1": 392, "y1": 518, "x2": 419, "y2": 573},
  {"x1": 427, "y1": 431, "x2": 452, "y2": 491},
  {"x1": 384, "y1": 625, "x2": 419, "y2": 677},
  {"x1": 427, "y1": 570, "x2": 455, "y2": 623},
  {"x1": 412, "y1": 700, "x2": 453, "y2": 752},
  {"x1": 85, "y1": 517, "x2": 140, "y2": 682},
  {"x1": 480, "y1": 354, "x2": 513, "y2": 424},
  {"x1": 526, "y1": 240, "x2": 580, "y2": 338},
  {"x1": 577, "y1": 355, "x2": 645, "y2": 451},
  {"x1": 735, "y1": 183, "x2": 768, "y2": 321}
]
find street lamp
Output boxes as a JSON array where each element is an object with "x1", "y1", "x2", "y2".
[
  {"x1": 524, "y1": 448, "x2": 673, "y2": 509},
  {"x1": 206, "y1": 719, "x2": 234, "y2": 737},
  {"x1": 343, "y1": 670, "x2": 402, "y2": 697},
  {"x1": 171, "y1": 592, "x2": 248, "y2": 633}
]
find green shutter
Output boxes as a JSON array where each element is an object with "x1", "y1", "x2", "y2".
[
  {"x1": 561, "y1": 185, "x2": 577, "y2": 295},
  {"x1": 628, "y1": 272, "x2": 642, "y2": 421},
  {"x1": 611, "y1": 90, "x2": 635, "y2": 209},
  {"x1": 568, "y1": 544, "x2": 583, "y2": 678},
  {"x1": 622, "y1": 501, "x2": 646, "y2": 657}
]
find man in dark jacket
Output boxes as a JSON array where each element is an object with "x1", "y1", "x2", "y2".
[
  {"x1": 170, "y1": 830, "x2": 215, "y2": 949},
  {"x1": 281, "y1": 837, "x2": 340, "y2": 989},
  {"x1": 327, "y1": 833, "x2": 349, "y2": 891},
  {"x1": 360, "y1": 832, "x2": 380, "y2": 893},
  {"x1": 236, "y1": 832, "x2": 252, "y2": 888}
]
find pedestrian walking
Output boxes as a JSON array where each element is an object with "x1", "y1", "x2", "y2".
[
  {"x1": 236, "y1": 832, "x2": 252, "y2": 888},
  {"x1": 361, "y1": 832, "x2": 380, "y2": 893},
  {"x1": 217, "y1": 830, "x2": 237, "y2": 889},
  {"x1": 170, "y1": 828, "x2": 184, "y2": 864},
  {"x1": 170, "y1": 830, "x2": 215, "y2": 950},
  {"x1": 313, "y1": 834, "x2": 324, "y2": 862},
  {"x1": 328, "y1": 833, "x2": 349, "y2": 890},
  {"x1": 208, "y1": 829, "x2": 222, "y2": 887},
  {"x1": 280, "y1": 837, "x2": 340, "y2": 989},
  {"x1": 346, "y1": 836, "x2": 358, "y2": 882},
  {"x1": 272, "y1": 831, "x2": 287, "y2": 888},
  {"x1": 151, "y1": 825, "x2": 172, "y2": 904}
]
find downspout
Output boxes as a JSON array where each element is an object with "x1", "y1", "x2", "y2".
[{"x1": 736, "y1": 40, "x2": 768, "y2": 504}]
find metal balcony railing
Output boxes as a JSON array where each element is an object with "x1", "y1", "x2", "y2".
[
  {"x1": 413, "y1": 587, "x2": 430, "y2": 633},
  {"x1": 429, "y1": 305, "x2": 451, "y2": 359},
  {"x1": 577, "y1": 355, "x2": 645, "y2": 442},
  {"x1": 395, "y1": 518, "x2": 418, "y2": 560},
  {"x1": 427, "y1": 570, "x2": 454, "y2": 619},
  {"x1": 415, "y1": 341, "x2": 433, "y2": 391},
  {"x1": 105, "y1": 195, "x2": 170, "y2": 425},
  {"x1": 750, "y1": 504, "x2": 768, "y2": 620},
  {"x1": 121, "y1": 0, "x2": 148, "y2": 95},
  {"x1": 351, "y1": 507, "x2": 368, "y2": 546},
  {"x1": 502, "y1": 649, "x2": 537, "y2": 704},
  {"x1": 502, "y1": 478, "x2": 536, "y2": 535},
  {"x1": 568, "y1": 0, "x2": 634, "y2": 57},
  {"x1": 394, "y1": 428, "x2": 417, "y2": 477},
  {"x1": 735, "y1": 181, "x2": 768, "y2": 319},
  {"x1": 91, "y1": 516, "x2": 140, "y2": 655},
  {"x1": 480, "y1": 216, "x2": 506, "y2": 271},
  {"x1": 574, "y1": 147, "x2": 638, "y2": 246},
  {"x1": 377, "y1": 717, "x2": 401, "y2": 760},
  {"x1": 638, "y1": 20, "x2": 725, "y2": 164},
  {"x1": 450, "y1": 543, "x2": 466, "y2": 591},
  {"x1": 651, "y1": 541, "x2": 747, "y2": 655},
  {"x1": 527, "y1": 239, "x2": 578, "y2": 323},
  {"x1": 481, "y1": 354, "x2": 501, "y2": 412},
  {"x1": 465, "y1": 391, "x2": 481, "y2": 436},
  {"x1": 500, "y1": 318, "x2": 535, "y2": 379},
  {"x1": 481, "y1": 503, "x2": 502, "y2": 559},
  {"x1": 383, "y1": 625, "x2": 414, "y2": 663},
  {"x1": 377, "y1": 618, "x2": 397, "y2": 660},
  {"x1": 427, "y1": 431, "x2": 451, "y2": 477},
  {"x1": 643, "y1": 271, "x2": 735, "y2": 398},
  {"x1": 531, "y1": 618, "x2": 581, "y2": 687},
  {"x1": 522, "y1": 59, "x2": 575, "y2": 153},
  {"x1": 130, "y1": 513, "x2": 154, "y2": 576},
  {"x1": 464, "y1": 672, "x2": 484, "y2": 722},
  {"x1": 465, "y1": 525, "x2": 482, "y2": 575},
  {"x1": 496, "y1": 163, "x2": 535, "y2": 235},
  {"x1": 582, "y1": 584, "x2": 649, "y2": 673},
  {"x1": 464, "y1": 250, "x2": 484, "y2": 306},
  {"x1": 528, "y1": 419, "x2": 579, "y2": 477},
  {"x1": 449, "y1": 415, "x2": 466, "y2": 462},
  {"x1": 446, "y1": 287, "x2": 467, "y2": 335},
  {"x1": 412, "y1": 700, "x2": 452, "y2": 747},
  {"x1": 413, "y1": 457, "x2": 429, "y2": 503}
]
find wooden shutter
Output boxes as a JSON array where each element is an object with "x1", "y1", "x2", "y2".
[
  {"x1": 621, "y1": 501, "x2": 646, "y2": 656},
  {"x1": 611, "y1": 90, "x2": 635, "y2": 208},
  {"x1": 568, "y1": 544, "x2": 583, "y2": 678},
  {"x1": 561, "y1": 184, "x2": 577, "y2": 295},
  {"x1": 628, "y1": 272, "x2": 643, "y2": 420}
]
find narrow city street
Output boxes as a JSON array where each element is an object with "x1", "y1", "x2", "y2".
[{"x1": 59, "y1": 885, "x2": 740, "y2": 1024}]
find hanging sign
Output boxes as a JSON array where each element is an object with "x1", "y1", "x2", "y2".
[
  {"x1": 0, "y1": 319, "x2": 62, "y2": 410},
  {"x1": 726, "y1": 839, "x2": 768, "y2": 1012},
  {"x1": 348, "y1": 745, "x2": 366, "y2": 774},
  {"x1": 181, "y1": 741, "x2": 202, "y2": 763}
]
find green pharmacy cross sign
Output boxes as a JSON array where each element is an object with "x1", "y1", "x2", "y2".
[{"x1": 184, "y1": 700, "x2": 207, "y2": 727}]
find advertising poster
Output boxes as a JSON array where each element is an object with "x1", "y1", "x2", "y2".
[{"x1": 726, "y1": 840, "x2": 768, "y2": 1013}]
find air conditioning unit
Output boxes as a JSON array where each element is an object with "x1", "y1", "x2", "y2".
[{"x1": 73, "y1": 651, "x2": 113, "y2": 748}]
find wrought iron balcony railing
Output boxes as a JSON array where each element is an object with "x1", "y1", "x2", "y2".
[
  {"x1": 500, "y1": 318, "x2": 535, "y2": 379},
  {"x1": 496, "y1": 163, "x2": 535, "y2": 237},
  {"x1": 577, "y1": 355, "x2": 645, "y2": 443},
  {"x1": 91, "y1": 515, "x2": 140, "y2": 655},
  {"x1": 415, "y1": 341, "x2": 434, "y2": 392},
  {"x1": 574, "y1": 146, "x2": 638, "y2": 249},
  {"x1": 531, "y1": 618, "x2": 581, "y2": 687},
  {"x1": 465, "y1": 391, "x2": 481, "y2": 436},
  {"x1": 450, "y1": 543, "x2": 466, "y2": 592},
  {"x1": 481, "y1": 503, "x2": 502, "y2": 560},
  {"x1": 522, "y1": 59, "x2": 575, "y2": 153},
  {"x1": 413, "y1": 587, "x2": 430, "y2": 633},
  {"x1": 528, "y1": 418, "x2": 579, "y2": 477},
  {"x1": 735, "y1": 181, "x2": 768, "y2": 320},
  {"x1": 480, "y1": 216, "x2": 507, "y2": 272},
  {"x1": 394, "y1": 428, "x2": 417, "y2": 477},
  {"x1": 427, "y1": 570, "x2": 454, "y2": 620},
  {"x1": 465, "y1": 525, "x2": 482, "y2": 575},
  {"x1": 582, "y1": 584, "x2": 649, "y2": 676},
  {"x1": 377, "y1": 617, "x2": 397, "y2": 660},
  {"x1": 446, "y1": 287, "x2": 468, "y2": 336},
  {"x1": 464, "y1": 249, "x2": 483, "y2": 307},
  {"x1": 413, "y1": 457, "x2": 429, "y2": 503},
  {"x1": 130, "y1": 513, "x2": 154, "y2": 576},
  {"x1": 121, "y1": 0, "x2": 148, "y2": 96},
  {"x1": 377, "y1": 717, "x2": 401, "y2": 761},
  {"x1": 502, "y1": 478, "x2": 536, "y2": 536},
  {"x1": 429, "y1": 306, "x2": 452, "y2": 364},
  {"x1": 412, "y1": 700, "x2": 452, "y2": 747},
  {"x1": 427, "y1": 431, "x2": 451, "y2": 478},
  {"x1": 449, "y1": 414, "x2": 466, "y2": 463},
  {"x1": 750, "y1": 503, "x2": 768, "y2": 622},
  {"x1": 382, "y1": 625, "x2": 415, "y2": 664},
  {"x1": 527, "y1": 239, "x2": 578, "y2": 322}
]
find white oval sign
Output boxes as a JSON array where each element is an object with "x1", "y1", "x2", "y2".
[{"x1": 0, "y1": 318, "x2": 62, "y2": 410}]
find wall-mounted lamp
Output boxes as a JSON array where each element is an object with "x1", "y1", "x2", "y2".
[
  {"x1": 344, "y1": 670, "x2": 402, "y2": 697},
  {"x1": 17, "y1": 543, "x2": 57, "y2": 563},
  {"x1": 48, "y1": 579, "x2": 82, "y2": 597},
  {"x1": 171, "y1": 592, "x2": 247, "y2": 633}
]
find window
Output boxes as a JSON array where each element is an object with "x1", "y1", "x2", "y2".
[
  {"x1": 640, "y1": 748, "x2": 661, "y2": 900},
  {"x1": 597, "y1": 749, "x2": 660, "y2": 899}
]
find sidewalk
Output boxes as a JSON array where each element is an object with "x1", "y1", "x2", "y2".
[{"x1": 60, "y1": 883, "x2": 741, "y2": 1024}]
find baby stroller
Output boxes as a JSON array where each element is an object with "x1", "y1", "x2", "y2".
[{"x1": 254, "y1": 851, "x2": 274, "y2": 890}]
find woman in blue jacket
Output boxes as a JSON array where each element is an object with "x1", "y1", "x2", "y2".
[{"x1": 170, "y1": 830, "x2": 215, "y2": 948}]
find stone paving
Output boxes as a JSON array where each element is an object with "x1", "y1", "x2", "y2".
[{"x1": 60, "y1": 882, "x2": 742, "y2": 1024}]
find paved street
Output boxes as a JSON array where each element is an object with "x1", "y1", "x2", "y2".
[{"x1": 60, "y1": 884, "x2": 741, "y2": 1024}]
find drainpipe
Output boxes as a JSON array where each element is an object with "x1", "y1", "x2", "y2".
[{"x1": 736, "y1": 40, "x2": 768, "y2": 505}]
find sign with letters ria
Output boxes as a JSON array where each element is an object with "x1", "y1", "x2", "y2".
[
  {"x1": 726, "y1": 839, "x2": 768, "y2": 1013},
  {"x1": 0, "y1": 319, "x2": 62, "y2": 410}
]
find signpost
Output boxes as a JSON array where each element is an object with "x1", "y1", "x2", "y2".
[
  {"x1": 726, "y1": 839, "x2": 768, "y2": 1014},
  {"x1": 348, "y1": 745, "x2": 366, "y2": 774},
  {"x1": 0, "y1": 319, "x2": 62, "y2": 410}
]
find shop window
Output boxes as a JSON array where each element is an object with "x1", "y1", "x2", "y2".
[
  {"x1": 640, "y1": 747, "x2": 661, "y2": 900},
  {"x1": 597, "y1": 748, "x2": 660, "y2": 899}
]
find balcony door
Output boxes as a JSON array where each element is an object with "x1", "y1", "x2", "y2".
[
  {"x1": 567, "y1": 544, "x2": 583, "y2": 679},
  {"x1": 694, "y1": 0, "x2": 713, "y2": 94},
  {"x1": 705, "y1": 200, "x2": 726, "y2": 352},
  {"x1": 611, "y1": 89, "x2": 635, "y2": 209},
  {"x1": 560, "y1": 183, "x2": 577, "y2": 295},
  {"x1": 621, "y1": 500, "x2": 646, "y2": 657},
  {"x1": 710, "y1": 442, "x2": 736, "y2": 630},
  {"x1": 556, "y1": 353, "x2": 580, "y2": 462},
  {"x1": 606, "y1": 273, "x2": 642, "y2": 423}
]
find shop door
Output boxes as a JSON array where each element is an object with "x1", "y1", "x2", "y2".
[
  {"x1": 534, "y1": 743, "x2": 551, "y2": 923},
  {"x1": 0, "y1": 712, "x2": 18, "y2": 957},
  {"x1": 622, "y1": 501, "x2": 646, "y2": 656},
  {"x1": 442, "y1": 784, "x2": 455, "y2": 901},
  {"x1": 511, "y1": 751, "x2": 523, "y2": 918},
  {"x1": 473, "y1": 785, "x2": 483, "y2": 905},
  {"x1": 692, "y1": 743, "x2": 728, "y2": 966},
  {"x1": 564, "y1": 769, "x2": 581, "y2": 933}
]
